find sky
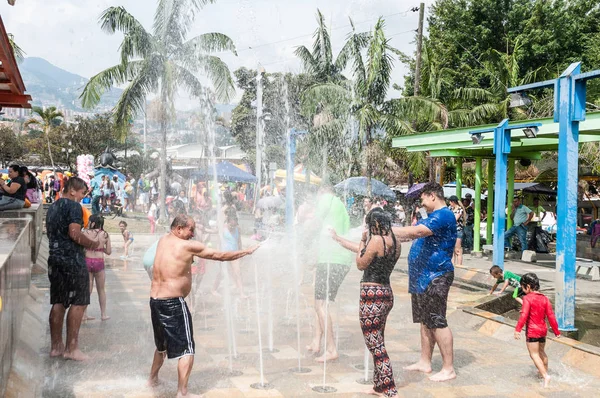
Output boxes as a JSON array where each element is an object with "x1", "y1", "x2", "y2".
[{"x1": 1, "y1": 0, "x2": 437, "y2": 108}]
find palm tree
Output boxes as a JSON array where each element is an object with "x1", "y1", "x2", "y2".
[
  {"x1": 81, "y1": 0, "x2": 237, "y2": 221},
  {"x1": 24, "y1": 106, "x2": 64, "y2": 170}
]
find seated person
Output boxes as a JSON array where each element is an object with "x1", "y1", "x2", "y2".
[{"x1": 0, "y1": 164, "x2": 27, "y2": 211}]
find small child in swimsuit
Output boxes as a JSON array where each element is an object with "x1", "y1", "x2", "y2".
[
  {"x1": 83, "y1": 215, "x2": 112, "y2": 321},
  {"x1": 119, "y1": 220, "x2": 133, "y2": 259},
  {"x1": 514, "y1": 273, "x2": 560, "y2": 387},
  {"x1": 489, "y1": 265, "x2": 525, "y2": 304}
]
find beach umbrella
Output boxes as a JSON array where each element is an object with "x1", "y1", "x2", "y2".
[
  {"x1": 405, "y1": 182, "x2": 427, "y2": 199},
  {"x1": 334, "y1": 177, "x2": 396, "y2": 200}
]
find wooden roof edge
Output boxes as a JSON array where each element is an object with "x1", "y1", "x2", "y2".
[{"x1": 0, "y1": 15, "x2": 29, "y2": 98}]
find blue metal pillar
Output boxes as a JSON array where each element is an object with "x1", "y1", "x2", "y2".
[
  {"x1": 492, "y1": 119, "x2": 510, "y2": 268},
  {"x1": 554, "y1": 64, "x2": 582, "y2": 332}
]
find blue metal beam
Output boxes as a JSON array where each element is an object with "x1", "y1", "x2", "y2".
[{"x1": 506, "y1": 79, "x2": 556, "y2": 93}]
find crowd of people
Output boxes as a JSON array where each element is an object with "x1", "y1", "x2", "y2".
[{"x1": 5, "y1": 168, "x2": 559, "y2": 397}]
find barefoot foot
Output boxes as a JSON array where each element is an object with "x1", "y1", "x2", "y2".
[
  {"x1": 147, "y1": 377, "x2": 160, "y2": 388},
  {"x1": 49, "y1": 344, "x2": 64, "y2": 358},
  {"x1": 83, "y1": 315, "x2": 96, "y2": 321},
  {"x1": 101, "y1": 315, "x2": 111, "y2": 321},
  {"x1": 63, "y1": 349, "x2": 90, "y2": 361},
  {"x1": 176, "y1": 392, "x2": 203, "y2": 398},
  {"x1": 429, "y1": 368, "x2": 456, "y2": 382},
  {"x1": 315, "y1": 351, "x2": 339, "y2": 363},
  {"x1": 403, "y1": 361, "x2": 432, "y2": 374},
  {"x1": 543, "y1": 375, "x2": 551, "y2": 388},
  {"x1": 306, "y1": 341, "x2": 321, "y2": 353}
]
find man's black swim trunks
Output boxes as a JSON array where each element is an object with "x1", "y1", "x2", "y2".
[{"x1": 150, "y1": 297, "x2": 195, "y2": 359}]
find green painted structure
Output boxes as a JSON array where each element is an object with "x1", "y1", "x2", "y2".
[{"x1": 392, "y1": 111, "x2": 600, "y2": 253}]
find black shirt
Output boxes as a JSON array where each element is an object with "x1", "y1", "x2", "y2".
[
  {"x1": 6, "y1": 176, "x2": 27, "y2": 201},
  {"x1": 46, "y1": 198, "x2": 85, "y2": 268}
]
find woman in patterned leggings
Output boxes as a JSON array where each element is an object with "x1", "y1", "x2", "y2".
[{"x1": 331, "y1": 208, "x2": 401, "y2": 397}]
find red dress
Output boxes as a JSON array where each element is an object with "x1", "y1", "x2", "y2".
[{"x1": 515, "y1": 292, "x2": 560, "y2": 338}]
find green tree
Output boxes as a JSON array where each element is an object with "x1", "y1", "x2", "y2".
[
  {"x1": 230, "y1": 68, "x2": 313, "y2": 171},
  {"x1": 0, "y1": 126, "x2": 24, "y2": 167},
  {"x1": 80, "y1": 0, "x2": 236, "y2": 220},
  {"x1": 24, "y1": 106, "x2": 64, "y2": 170}
]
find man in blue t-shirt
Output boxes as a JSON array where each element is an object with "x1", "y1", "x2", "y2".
[{"x1": 393, "y1": 182, "x2": 456, "y2": 382}]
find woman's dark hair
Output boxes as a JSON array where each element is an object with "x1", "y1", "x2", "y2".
[
  {"x1": 520, "y1": 272, "x2": 540, "y2": 291},
  {"x1": 8, "y1": 164, "x2": 20, "y2": 173},
  {"x1": 19, "y1": 166, "x2": 37, "y2": 189},
  {"x1": 365, "y1": 207, "x2": 393, "y2": 236},
  {"x1": 89, "y1": 215, "x2": 105, "y2": 230},
  {"x1": 361, "y1": 208, "x2": 395, "y2": 257},
  {"x1": 63, "y1": 176, "x2": 88, "y2": 193}
]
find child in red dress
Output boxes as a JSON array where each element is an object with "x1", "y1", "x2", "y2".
[{"x1": 514, "y1": 273, "x2": 561, "y2": 387}]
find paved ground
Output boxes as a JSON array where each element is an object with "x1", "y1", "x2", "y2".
[{"x1": 18, "y1": 235, "x2": 600, "y2": 397}]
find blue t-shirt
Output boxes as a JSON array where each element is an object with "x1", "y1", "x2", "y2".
[{"x1": 408, "y1": 207, "x2": 456, "y2": 294}]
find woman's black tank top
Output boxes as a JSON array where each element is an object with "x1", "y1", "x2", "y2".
[{"x1": 361, "y1": 234, "x2": 398, "y2": 285}]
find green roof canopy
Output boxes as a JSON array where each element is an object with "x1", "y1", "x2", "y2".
[{"x1": 392, "y1": 112, "x2": 600, "y2": 159}]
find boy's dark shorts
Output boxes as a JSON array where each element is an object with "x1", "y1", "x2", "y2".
[
  {"x1": 150, "y1": 297, "x2": 195, "y2": 359},
  {"x1": 48, "y1": 257, "x2": 90, "y2": 308},
  {"x1": 315, "y1": 263, "x2": 350, "y2": 301},
  {"x1": 411, "y1": 272, "x2": 454, "y2": 329},
  {"x1": 526, "y1": 336, "x2": 546, "y2": 343}
]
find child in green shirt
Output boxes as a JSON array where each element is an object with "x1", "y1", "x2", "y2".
[{"x1": 489, "y1": 265, "x2": 524, "y2": 304}]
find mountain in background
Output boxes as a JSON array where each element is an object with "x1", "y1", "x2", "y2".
[{"x1": 19, "y1": 57, "x2": 122, "y2": 112}]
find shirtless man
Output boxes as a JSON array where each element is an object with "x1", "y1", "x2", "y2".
[{"x1": 148, "y1": 214, "x2": 259, "y2": 398}]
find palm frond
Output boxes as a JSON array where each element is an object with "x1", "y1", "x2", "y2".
[
  {"x1": 193, "y1": 55, "x2": 235, "y2": 102},
  {"x1": 335, "y1": 28, "x2": 370, "y2": 71},
  {"x1": 453, "y1": 87, "x2": 497, "y2": 103},
  {"x1": 300, "y1": 82, "x2": 352, "y2": 118},
  {"x1": 8, "y1": 34, "x2": 25, "y2": 62},
  {"x1": 294, "y1": 45, "x2": 317, "y2": 74},
  {"x1": 154, "y1": 0, "x2": 214, "y2": 46},
  {"x1": 181, "y1": 32, "x2": 237, "y2": 56},
  {"x1": 112, "y1": 60, "x2": 161, "y2": 130},
  {"x1": 80, "y1": 61, "x2": 147, "y2": 109},
  {"x1": 99, "y1": 7, "x2": 152, "y2": 62}
]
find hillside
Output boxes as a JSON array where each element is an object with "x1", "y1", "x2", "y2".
[{"x1": 19, "y1": 57, "x2": 123, "y2": 111}]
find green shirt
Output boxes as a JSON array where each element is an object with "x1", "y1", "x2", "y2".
[
  {"x1": 497, "y1": 270, "x2": 521, "y2": 288},
  {"x1": 316, "y1": 192, "x2": 352, "y2": 265},
  {"x1": 532, "y1": 205, "x2": 546, "y2": 226}
]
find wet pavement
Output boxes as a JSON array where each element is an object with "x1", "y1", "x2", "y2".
[{"x1": 15, "y1": 235, "x2": 600, "y2": 397}]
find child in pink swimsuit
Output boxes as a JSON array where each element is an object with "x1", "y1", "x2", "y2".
[{"x1": 83, "y1": 215, "x2": 112, "y2": 321}]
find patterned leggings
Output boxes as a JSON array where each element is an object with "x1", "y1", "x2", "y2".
[{"x1": 359, "y1": 285, "x2": 397, "y2": 397}]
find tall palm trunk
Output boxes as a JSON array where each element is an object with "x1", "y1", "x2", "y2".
[{"x1": 45, "y1": 126, "x2": 56, "y2": 170}]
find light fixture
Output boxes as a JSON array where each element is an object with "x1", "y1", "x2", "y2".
[
  {"x1": 522, "y1": 126, "x2": 539, "y2": 138},
  {"x1": 509, "y1": 92, "x2": 532, "y2": 108},
  {"x1": 471, "y1": 133, "x2": 483, "y2": 145}
]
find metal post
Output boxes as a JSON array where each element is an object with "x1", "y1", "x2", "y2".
[
  {"x1": 507, "y1": 160, "x2": 515, "y2": 229},
  {"x1": 486, "y1": 160, "x2": 494, "y2": 245},
  {"x1": 455, "y1": 158, "x2": 462, "y2": 199},
  {"x1": 413, "y1": 3, "x2": 425, "y2": 97},
  {"x1": 492, "y1": 119, "x2": 510, "y2": 268},
  {"x1": 555, "y1": 63, "x2": 582, "y2": 332},
  {"x1": 473, "y1": 157, "x2": 482, "y2": 253}
]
